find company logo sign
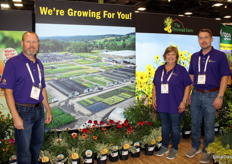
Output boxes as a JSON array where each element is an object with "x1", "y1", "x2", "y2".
[
  {"x1": 164, "y1": 17, "x2": 193, "y2": 33},
  {"x1": 220, "y1": 29, "x2": 231, "y2": 41}
]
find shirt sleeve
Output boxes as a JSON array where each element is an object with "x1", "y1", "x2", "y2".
[
  {"x1": 153, "y1": 66, "x2": 161, "y2": 85},
  {"x1": 188, "y1": 55, "x2": 194, "y2": 75},
  {"x1": 183, "y1": 67, "x2": 192, "y2": 87},
  {"x1": 0, "y1": 59, "x2": 16, "y2": 89},
  {"x1": 219, "y1": 53, "x2": 231, "y2": 76}
]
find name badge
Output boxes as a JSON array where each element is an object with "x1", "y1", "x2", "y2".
[
  {"x1": 30, "y1": 86, "x2": 41, "y2": 100},
  {"x1": 161, "y1": 84, "x2": 169, "y2": 94},
  {"x1": 197, "y1": 74, "x2": 206, "y2": 84}
]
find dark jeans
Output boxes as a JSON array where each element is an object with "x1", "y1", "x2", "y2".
[
  {"x1": 158, "y1": 112, "x2": 183, "y2": 150},
  {"x1": 15, "y1": 105, "x2": 44, "y2": 164},
  {"x1": 190, "y1": 89, "x2": 217, "y2": 153}
]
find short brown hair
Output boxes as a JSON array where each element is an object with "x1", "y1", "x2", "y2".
[
  {"x1": 163, "y1": 46, "x2": 179, "y2": 62},
  {"x1": 198, "y1": 28, "x2": 213, "y2": 37}
]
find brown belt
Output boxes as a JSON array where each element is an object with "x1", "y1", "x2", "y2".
[
  {"x1": 195, "y1": 88, "x2": 219, "y2": 93},
  {"x1": 15, "y1": 103, "x2": 42, "y2": 107}
]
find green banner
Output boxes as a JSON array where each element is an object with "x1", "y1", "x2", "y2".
[{"x1": 220, "y1": 24, "x2": 232, "y2": 72}]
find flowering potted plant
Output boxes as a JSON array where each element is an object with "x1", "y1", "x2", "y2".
[
  {"x1": 0, "y1": 112, "x2": 16, "y2": 164},
  {"x1": 41, "y1": 131, "x2": 69, "y2": 163},
  {"x1": 39, "y1": 150, "x2": 54, "y2": 164},
  {"x1": 118, "y1": 138, "x2": 136, "y2": 160},
  {"x1": 141, "y1": 127, "x2": 162, "y2": 156},
  {"x1": 94, "y1": 143, "x2": 110, "y2": 164},
  {"x1": 181, "y1": 106, "x2": 191, "y2": 138},
  {"x1": 67, "y1": 147, "x2": 83, "y2": 164},
  {"x1": 108, "y1": 145, "x2": 119, "y2": 162},
  {"x1": 206, "y1": 128, "x2": 232, "y2": 164}
]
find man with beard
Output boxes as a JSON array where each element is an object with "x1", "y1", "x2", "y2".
[
  {"x1": 185, "y1": 29, "x2": 230, "y2": 163},
  {"x1": 0, "y1": 32, "x2": 52, "y2": 164}
]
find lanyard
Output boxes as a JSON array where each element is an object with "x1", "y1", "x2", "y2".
[
  {"x1": 26, "y1": 63, "x2": 42, "y2": 88},
  {"x1": 198, "y1": 55, "x2": 210, "y2": 73},
  {"x1": 161, "y1": 68, "x2": 174, "y2": 83}
]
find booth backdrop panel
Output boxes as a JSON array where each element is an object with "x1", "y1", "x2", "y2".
[
  {"x1": 0, "y1": 10, "x2": 32, "y2": 115},
  {"x1": 135, "y1": 12, "x2": 220, "y2": 36},
  {"x1": 135, "y1": 12, "x2": 220, "y2": 104},
  {"x1": 135, "y1": 12, "x2": 220, "y2": 72},
  {"x1": 35, "y1": 0, "x2": 134, "y2": 27},
  {"x1": 35, "y1": 0, "x2": 135, "y2": 131}
]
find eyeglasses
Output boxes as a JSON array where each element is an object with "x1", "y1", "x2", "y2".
[{"x1": 24, "y1": 40, "x2": 39, "y2": 44}]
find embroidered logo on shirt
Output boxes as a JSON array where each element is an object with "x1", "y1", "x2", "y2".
[
  {"x1": 208, "y1": 60, "x2": 216, "y2": 63},
  {"x1": 172, "y1": 73, "x2": 178, "y2": 76},
  {"x1": 0, "y1": 79, "x2": 7, "y2": 85}
]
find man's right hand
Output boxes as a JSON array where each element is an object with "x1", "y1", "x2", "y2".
[{"x1": 13, "y1": 116, "x2": 24, "y2": 130}]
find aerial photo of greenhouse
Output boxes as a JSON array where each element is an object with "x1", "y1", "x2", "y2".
[{"x1": 36, "y1": 24, "x2": 136, "y2": 130}]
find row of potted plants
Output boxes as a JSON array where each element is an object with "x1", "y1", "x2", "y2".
[{"x1": 39, "y1": 119, "x2": 162, "y2": 163}]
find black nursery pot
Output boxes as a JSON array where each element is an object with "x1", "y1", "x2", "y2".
[
  {"x1": 119, "y1": 149, "x2": 129, "y2": 160},
  {"x1": 71, "y1": 159, "x2": 81, "y2": 164},
  {"x1": 96, "y1": 155, "x2": 107, "y2": 164},
  {"x1": 154, "y1": 142, "x2": 162, "y2": 152},
  {"x1": 84, "y1": 155, "x2": 94, "y2": 164},
  {"x1": 9, "y1": 160, "x2": 17, "y2": 164},
  {"x1": 214, "y1": 126, "x2": 220, "y2": 135},
  {"x1": 108, "y1": 151, "x2": 118, "y2": 162},
  {"x1": 131, "y1": 146, "x2": 140, "y2": 158},
  {"x1": 182, "y1": 129, "x2": 191, "y2": 138},
  {"x1": 145, "y1": 145, "x2": 155, "y2": 156}
]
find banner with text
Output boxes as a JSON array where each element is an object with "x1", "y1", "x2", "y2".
[{"x1": 35, "y1": 0, "x2": 136, "y2": 131}]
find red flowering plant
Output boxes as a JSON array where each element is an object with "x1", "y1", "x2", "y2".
[
  {"x1": 108, "y1": 120, "x2": 137, "y2": 153},
  {"x1": 76, "y1": 120, "x2": 112, "y2": 158},
  {"x1": 129, "y1": 121, "x2": 154, "y2": 143},
  {"x1": 0, "y1": 112, "x2": 16, "y2": 163}
]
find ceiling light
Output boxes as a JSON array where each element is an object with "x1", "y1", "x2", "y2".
[
  {"x1": 224, "y1": 15, "x2": 232, "y2": 18},
  {"x1": 227, "y1": 0, "x2": 232, "y2": 2},
  {"x1": 178, "y1": 14, "x2": 184, "y2": 17},
  {"x1": 137, "y1": 7, "x2": 146, "y2": 11},
  {"x1": 1, "y1": 3, "x2": 10, "y2": 8},
  {"x1": 184, "y1": 12, "x2": 192, "y2": 15},
  {"x1": 135, "y1": 11, "x2": 139, "y2": 13},
  {"x1": 14, "y1": 3, "x2": 23, "y2": 7},
  {"x1": 168, "y1": 0, "x2": 171, "y2": 2},
  {"x1": 13, "y1": 0, "x2": 22, "y2": 2},
  {"x1": 215, "y1": 18, "x2": 221, "y2": 20},
  {"x1": 213, "y1": 3, "x2": 223, "y2": 7}
]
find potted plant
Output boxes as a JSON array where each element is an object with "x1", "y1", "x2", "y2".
[
  {"x1": 0, "y1": 113, "x2": 16, "y2": 164},
  {"x1": 181, "y1": 106, "x2": 191, "y2": 138},
  {"x1": 206, "y1": 128, "x2": 232, "y2": 164},
  {"x1": 67, "y1": 147, "x2": 83, "y2": 164},
  {"x1": 94, "y1": 143, "x2": 110, "y2": 164},
  {"x1": 140, "y1": 127, "x2": 162, "y2": 156},
  {"x1": 130, "y1": 142, "x2": 141, "y2": 158},
  {"x1": 118, "y1": 138, "x2": 136, "y2": 160}
]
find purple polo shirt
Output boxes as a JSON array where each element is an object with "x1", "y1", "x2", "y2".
[
  {"x1": 153, "y1": 64, "x2": 192, "y2": 114},
  {"x1": 0, "y1": 53, "x2": 46, "y2": 104},
  {"x1": 189, "y1": 47, "x2": 231, "y2": 90}
]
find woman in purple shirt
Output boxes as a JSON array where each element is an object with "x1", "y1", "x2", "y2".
[{"x1": 152, "y1": 46, "x2": 192, "y2": 159}]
